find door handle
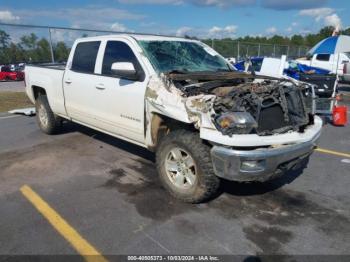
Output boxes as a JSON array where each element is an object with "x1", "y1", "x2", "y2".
[
  {"x1": 95, "y1": 84, "x2": 105, "y2": 90},
  {"x1": 65, "y1": 79, "x2": 72, "y2": 84}
]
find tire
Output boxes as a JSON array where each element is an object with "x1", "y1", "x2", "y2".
[
  {"x1": 35, "y1": 95, "x2": 62, "y2": 134},
  {"x1": 156, "y1": 130, "x2": 220, "y2": 203}
]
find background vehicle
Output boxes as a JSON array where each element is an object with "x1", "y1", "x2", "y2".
[
  {"x1": 0, "y1": 66, "x2": 24, "y2": 81},
  {"x1": 25, "y1": 35, "x2": 322, "y2": 203},
  {"x1": 296, "y1": 35, "x2": 350, "y2": 83},
  {"x1": 296, "y1": 53, "x2": 350, "y2": 81},
  {"x1": 234, "y1": 57, "x2": 336, "y2": 97},
  {"x1": 342, "y1": 62, "x2": 350, "y2": 82}
]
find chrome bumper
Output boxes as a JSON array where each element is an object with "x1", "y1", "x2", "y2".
[{"x1": 210, "y1": 131, "x2": 321, "y2": 182}]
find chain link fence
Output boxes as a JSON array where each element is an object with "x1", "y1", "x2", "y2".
[
  {"x1": 202, "y1": 39, "x2": 310, "y2": 60},
  {"x1": 0, "y1": 23, "x2": 310, "y2": 65}
]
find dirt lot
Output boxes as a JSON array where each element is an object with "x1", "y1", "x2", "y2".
[
  {"x1": 0, "y1": 82, "x2": 349, "y2": 260},
  {"x1": 0, "y1": 81, "x2": 32, "y2": 112},
  {"x1": 0, "y1": 92, "x2": 33, "y2": 112}
]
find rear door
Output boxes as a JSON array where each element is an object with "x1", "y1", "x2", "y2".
[
  {"x1": 63, "y1": 40, "x2": 102, "y2": 126},
  {"x1": 311, "y1": 54, "x2": 334, "y2": 72},
  {"x1": 92, "y1": 39, "x2": 148, "y2": 143}
]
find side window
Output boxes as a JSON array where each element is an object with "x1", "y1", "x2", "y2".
[
  {"x1": 71, "y1": 41, "x2": 100, "y2": 73},
  {"x1": 316, "y1": 54, "x2": 330, "y2": 61},
  {"x1": 102, "y1": 41, "x2": 144, "y2": 78}
]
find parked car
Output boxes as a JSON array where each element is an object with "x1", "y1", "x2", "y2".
[
  {"x1": 25, "y1": 35, "x2": 322, "y2": 203},
  {"x1": 234, "y1": 57, "x2": 337, "y2": 97},
  {"x1": 342, "y1": 61, "x2": 350, "y2": 82},
  {"x1": 296, "y1": 35, "x2": 350, "y2": 83},
  {"x1": 0, "y1": 66, "x2": 24, "y2": 81},
  {"x1": 233, "y1": 57, "x2": 264, "y2": 72},
  {"x1": 296, "y1": 53, "x2": 350, "y2": 82},
  {"x1": 285, "y1": 61, "x2": 336, "y2": 97}
]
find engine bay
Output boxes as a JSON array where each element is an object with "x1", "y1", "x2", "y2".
[{"x1": 166, "y1": 71, "x2": 314, "y2": 137}]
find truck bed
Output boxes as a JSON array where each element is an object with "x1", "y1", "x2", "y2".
[
  {"x1": 25, "y1": 63, "x2": 67, "y2": 116},
  {"x1": 26, "y1": 63, "x2": 66, "y2": 71}
]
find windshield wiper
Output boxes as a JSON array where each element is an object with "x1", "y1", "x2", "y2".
[
  {"x1": 167, "y1": 70, "x2": 188, "y2": 74},
  {"x1": 216, "y1": 68, "x2": 232, "y2": 72}
]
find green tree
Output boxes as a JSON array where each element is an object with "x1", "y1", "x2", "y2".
[
  {"x1": 7, "y1": 43, "x2": 26, "y2": 63},
  {"x1": 20, "y1": 33, "x2": 39, "y2": 62},
  {"x1": 0, "y1": 30, "x2": 10, "y2": 49},
  {"x1": 36, "y1": 38, "x2": 51, "y2": 62},
  {"x1": 20, "y1": 33, "x2": 38, "y2": 49},
  {"x1": 342, "y1": 27, "x2": 350, "y2": 36},
  {"x1": 290, "y1": 35, "x2": 304, "y2": 45},
  {"x1": 319, "y1": 26, "x2": 335, "y2": 39},
  {"x1": 54, "y1": 41, "x2": 70, "y2": 62},
  {"x1": 0, "y1": 30, "x2": 11, "y2": 63}
]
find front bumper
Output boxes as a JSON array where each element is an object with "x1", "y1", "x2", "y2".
[{"x1": 210, "y1": 129, "x2": 321, "y2": 182}]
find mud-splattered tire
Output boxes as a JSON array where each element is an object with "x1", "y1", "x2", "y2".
[
  {"x1": 156, "y1": 130, "x2": 220, "y2": 203},
  {"x1": 35, "y1": 95, "x2": 62, "y2": 134}
]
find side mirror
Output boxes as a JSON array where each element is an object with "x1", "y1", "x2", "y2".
[{"x1": 111, "y1": 62, "x2": 139, "y2": 81}]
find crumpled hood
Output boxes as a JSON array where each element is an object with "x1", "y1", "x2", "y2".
[{"x1": 145, "y1": 72, "x2": 314, "y2": 136}]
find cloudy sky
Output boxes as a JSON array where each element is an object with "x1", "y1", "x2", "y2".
[{"x1": 0, "y1": 0, "x2": 348, "y2": 38}]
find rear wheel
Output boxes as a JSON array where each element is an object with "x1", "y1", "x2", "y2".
[
  {"x1": 35, "y1": 95, "x2": 62, "y2": 134},
  {"x1": 156, "y1": 130, "x2": 220, "y2": 203}
]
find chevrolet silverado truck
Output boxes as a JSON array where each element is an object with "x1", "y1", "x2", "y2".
[{"x1": 25, "y1": 35, "x2": 322, "y2": 203}]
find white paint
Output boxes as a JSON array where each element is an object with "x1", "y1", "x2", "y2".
[
  {"x1": 341, "y1": 159, "x2": 350, "y2": 164},
  {"x1": 8, "y1": 107, "x2": 36, "y2": 116},
  {"x1": 25, "y1": 33, "x2": 323, "y2": 151}
]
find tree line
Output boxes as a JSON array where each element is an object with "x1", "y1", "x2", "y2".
[
  {"x1": 1, "y1": 26, "x2": 349, "y2": 64},
  {"x1": 0, "y1": 30, "x2": 70, "y2": 64},
  {"x1": 190, "y1": 26, "x2": 350, "y2": 46}
]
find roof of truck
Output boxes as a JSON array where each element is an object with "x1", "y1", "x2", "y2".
[{"x1": 76, "y1": 34, "x2": 199, "y2": 43}]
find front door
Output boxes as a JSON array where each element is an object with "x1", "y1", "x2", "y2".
[{"x1": 89, "y1": 40, "x2": 148, "y2": 143}]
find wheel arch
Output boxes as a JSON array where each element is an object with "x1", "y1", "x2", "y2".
[
  {"x1": 32, "y1": 85, "x2": 47, "y2": 100},
  {"x1": 147, "y1": 112, "x2": 196, "y2": 151}
]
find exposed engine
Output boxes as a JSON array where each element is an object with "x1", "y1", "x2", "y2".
[{"x1": 166, "y1": 71, "x2": 314, "y2": 137}]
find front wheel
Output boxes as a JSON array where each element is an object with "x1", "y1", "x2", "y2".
[{"x1": 156, "y1": 130, "x2": 220, "y2": 203}]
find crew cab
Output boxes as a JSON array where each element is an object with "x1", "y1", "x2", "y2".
[
  {"x1": 25, "y1": 35, "x2": 322, "y2": 203},
  {"x1": 0, "y1": 66, "x2": 24, "y2": 81},
  {"x1": 296, "y1": 52, "x2": 350, "y2": 83}
]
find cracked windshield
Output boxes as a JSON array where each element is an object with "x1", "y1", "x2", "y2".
[{"x1": 139, "y1": 41, "x2": 230, "y2": 73}]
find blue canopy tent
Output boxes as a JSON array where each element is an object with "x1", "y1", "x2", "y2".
[
  {"x1": 307, "y1": 35, "x2": 350, "y2": 114},
  {"x1": 308, "y1": 35, "x2": 350, "y2": 55}
]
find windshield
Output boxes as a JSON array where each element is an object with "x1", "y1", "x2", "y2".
[
  {"x1": 1, "y1": 66, "x2": 11, "y2": 72},
  {"x1": 138, "y1": 40, "x2": 230, "y2": 73}
]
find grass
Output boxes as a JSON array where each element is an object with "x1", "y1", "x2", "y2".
[{"x1": 0, "y1": 92, "x2": 33, "y2": 112}]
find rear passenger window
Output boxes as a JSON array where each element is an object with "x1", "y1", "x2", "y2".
[
  {"x1": 102, "y1": 41, "x2": 142, "y2": 77},
  {"x1": 71, "y1": 41, "x2": 100, "y2": 73},
  {"x1": 316, "y1": 54, "x2": 330, "y2": 61}
]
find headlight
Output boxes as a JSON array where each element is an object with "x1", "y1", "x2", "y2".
[{"x1": 214, "y1": 112, "x2": 257, "y2": 135}]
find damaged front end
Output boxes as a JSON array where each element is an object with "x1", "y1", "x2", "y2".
[{"x1": 165, "y1": 71, "x2": 314, "y2": 137}]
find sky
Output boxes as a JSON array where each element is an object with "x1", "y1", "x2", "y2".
[{"x1": 0, "y1": 0, "x2": 349, "y2": 39}]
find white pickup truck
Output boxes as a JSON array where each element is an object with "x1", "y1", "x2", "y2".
[
  {"x1": 296, "y1": 52, "x2": 350, "y2": 82},
  {"x1": 25, "y1": 34, "x2": 322, "y2": 203}
]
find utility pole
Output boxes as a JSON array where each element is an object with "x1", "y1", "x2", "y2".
[
  {"x1": 237, "y1": 42, "x2": 240, "y2": 60},
  {"x1": 48, "y1": 28, "x2": 55, "y2": 63}
]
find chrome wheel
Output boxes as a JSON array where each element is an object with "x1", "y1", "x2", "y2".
[
  {"x1": 165, "y1": 147, "x2": 197, "y2": 189},
  {"x1": 38, "y1": 104, "x2": 49, "y2": 127}
]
